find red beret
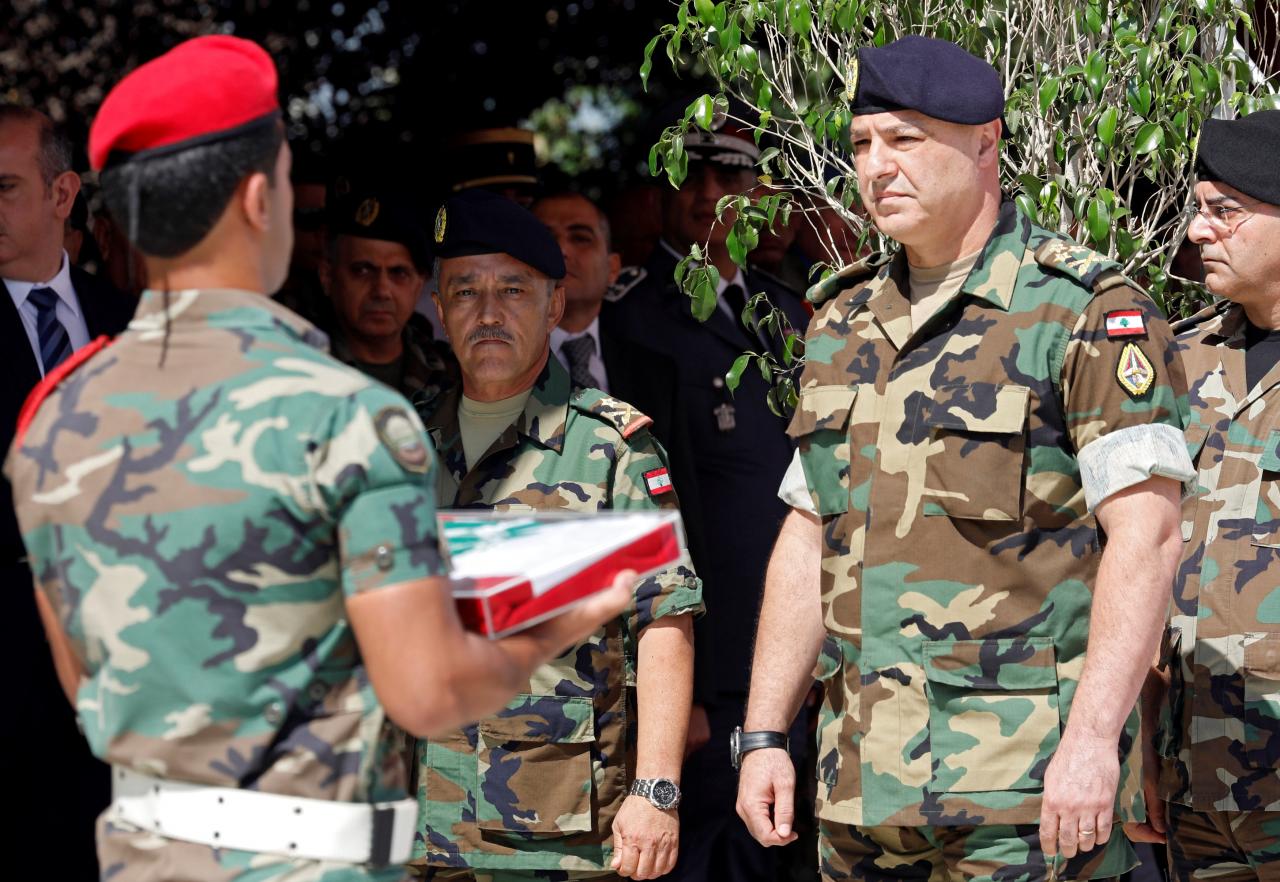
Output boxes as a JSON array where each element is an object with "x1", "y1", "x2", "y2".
[{"x1": 89, "y1": 35, "x2": 280, "y2": 172}]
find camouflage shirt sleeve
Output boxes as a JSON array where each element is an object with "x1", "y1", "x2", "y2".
[
  {"x1": 609, "y1": 427, "x2": 703, "y2": 649},
  {"x1": 312, "y1": 386, "x2": 448, "y2": 596},
  {"x1": 1059, "y1": 281, "x2": 1195, "y2": 511}
]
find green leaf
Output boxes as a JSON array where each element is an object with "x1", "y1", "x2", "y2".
[
  {"x1": 1038, "y1": 76, "x2": 1061, "y2": 114},
  {"x1": 694, "y1": 0, "x2": 715, "y2": 25},
  {"x1": 1015, "y1": 192, "x2": 1039, "y2": 223},
  {"x1": 737, "y1": 43, "x2": 758, "y2": 72},
  {"x1": 788, "y1": 0, "x2": 811, "y2": 36},
  {"x1": 783, "y1": 332, "x2": 800, "y2": 366},
  {"x1": 648, "y1": 142, "x2": 662, "y2": 178},
  {"x1": 640, "y1": 35, "x2": 661, "y2": 91},
  {"x1": 719, "y1": 18, "x2": 741, "y2": 52},
  {"x1": 1128, "y1": 81, "x2": 1153, "y2": 117},
  {"x1": 727, "y1": 226, "x2": 748, "y2": 267},
  {"x1": 1135, "y1": 122, "x2": 1164, "y2": 155},
  {"x1": 1084, "y1": 3, "x2": 1103, "y2": 34},
  {"x1": 1085, "y1": 52, "x2": 1106, "y2": 101},
  {"x1": 690, "y1": 269, "x2": 717, "y2": 321},
  {"x1": 1136, "y1": 46, "x2": 1153, "y2": 78},
  {"x1": 712, "y1": 1, "x2": 728, "y2": 30},
  {"x1": 757, "y1": 79, "x2": 773, "y2": 109},
  {"x1": 1097, "y1": 105, "x2": 1118, "y2": 146},
  {"x1": 1178, "y1": 24, "x2": 1198, "y2": 56},
  {"x1": 690, "y1": 94, "x2": 715, "y2": 130},
  {"x1": 670, "y1": 148, "x2": 688, "y2": 187},
  {"x1": 835, "y1": 1, "x2": 856, "y2": 30},
  {"x1": 1189, "y1": 63, "x2": 1207, "y2": 103},
  {"x1": 1086, "y1": 198, "x2": 1111, "y2": 244},
  {"x1": 726, "y1": 353, "x2": 751, "y2": 392},
  {"x1": 758, "y1": 145, "x2": 780, "y2": 173}
]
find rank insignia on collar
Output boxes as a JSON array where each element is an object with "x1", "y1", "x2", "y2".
[
  {"x1": 1116, "y1": 342, "x2": 1155, "y2": 398},
  {"x1": 355, "y1": 197, "x2": 380, "y2": 227},
  {"x1": 1105, "y1": 309, "x2": 1147, "y2": 338},
  {"x1": 842, "y1": 53, "x2": 860, "y2": 104}
]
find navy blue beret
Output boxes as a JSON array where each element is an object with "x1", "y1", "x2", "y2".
[
  {"x1": 1196, "y1": 110, "x2": 1280, "y2": 206},
  {"x1": 329, "y1": 187, "x2": 430, "y2": 270},
  {"x1": 850, "y1": 35, "x2": 1004, "y2": 127},
  {"x1": 432, "y1": 188, "x2": 566, "y2": 280}
]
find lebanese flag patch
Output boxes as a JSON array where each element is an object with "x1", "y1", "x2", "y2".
[
  {"x1": 1105, "y1": 309, "x2": 1147, "y2": 337},
  {"x1": 644, "y1": 467, "x2": 674, "y2": 496}
]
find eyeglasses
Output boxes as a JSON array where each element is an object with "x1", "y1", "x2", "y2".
[{"x1": 1182, "y1": 199, "x2": 1263, "y2": 236}]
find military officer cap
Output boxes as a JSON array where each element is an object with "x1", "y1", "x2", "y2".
[
  {"x1": 1196, "y1": 109, "x2": 1280, "y2": 206},
  {"x1": 330, "y1": 186, "x2": 431, "y2": 270},
  {"x1": 848, "y1": 35, "x2": 1004, "y2": 129},
  {"x1": 686, "y1": 120, "x2": 761, "y2": 169},
  {"x1": 433, "y1": 188, "x2": 566, "y2": 280},
  {"x1": 89, "y1": 35, "x2": 280, "y2": 172},
  {"x1": 447, "y1": 127, "x2": 539, "y2": 193}
]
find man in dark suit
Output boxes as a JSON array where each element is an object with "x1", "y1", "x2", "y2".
[
  {"x1": 533, "y1": 191, "x2": 706, "y2": 564},
  {"x1": 600, "y1": 124, "x2": 812, "y2": 882},
  {"x1": 0, "y1": 104, "x2": 135, "y2": 880}
]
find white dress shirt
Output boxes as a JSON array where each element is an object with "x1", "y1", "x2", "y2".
[
  {"x1": 5, "y1": 251, "x2": 91, "y2": 376},
  {"x1": 551, "y1": 315, "x2": 609, "y2": 393}
]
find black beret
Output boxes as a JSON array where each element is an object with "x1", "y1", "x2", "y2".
[
  {"x1": 329, "y1": 188, "x2": 431, "y2": 270},
  {"x1": 1196, "y1": 110, "x2": 1280, "y2": 205},
  {"x1": 849, "y1": 35, "x2": 1004, "y2": 127},
  {"x1": 432, "y1": 188, "x2": 566, "y2": 280}
]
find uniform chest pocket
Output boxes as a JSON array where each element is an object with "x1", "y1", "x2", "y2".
[
  {"x1": 785, "y1": 385, "x2": 857, "y2": 515},
  {"x1": 1251, "y1": 430, "x2": 1280, "y2": 548},
  {"x1": 475, "y1": 693, "x2": 597, "y2": 835},
  {"x1": 923, "y1": 638, "x2": 1061, "y2": 794},
  {"x1": 919, "y1": 383, "x2": 1029, "y2": 521}
]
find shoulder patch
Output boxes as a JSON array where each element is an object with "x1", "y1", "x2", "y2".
[
  {"x1": 1033, "y1": 238, "x2": 1125, "y2": 293},
  {"x1": 806, "y1": 252, "x2": 890, "y2": 305},
  {"x1": 605, "y1": 266, "x2": 648, "y2": 303},
  {"x1": 573, "y1": 389, "x2": 653, "y2": 439},
  {"x1": 15, "y1": 335, "x2": 114, "y2": 447},
  {"x1": 374, "y1": 406, "x2": 430, "y2": 473}
]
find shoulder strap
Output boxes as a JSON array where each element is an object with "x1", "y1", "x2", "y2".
[
  {"x1": 571, "y1": 388, "x2": 654, "y2": 439},
  {"x1": 1032, "y1": 238, "x2": 1126, "y2": 294}
]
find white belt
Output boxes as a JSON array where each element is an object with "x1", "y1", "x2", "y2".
[{"x1": 110, "y1": 766, "x2": 418, "y2": 867}]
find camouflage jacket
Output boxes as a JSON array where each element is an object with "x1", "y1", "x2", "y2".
[
  {"x1": 6, "y1": 289, "x2": 447, "y2": 882},
  {"x1": 1159, "y1": 300, "x2": 1280, "y2": 811},
  {"x1": 331, "y1": 313, "x2": 458, "y2": 416},
  {"x1": 792, "y1": 202, "x2": 1190, "y2": 827},
  {"x1": 412, "y1": 355, "x2": 703, "y2": 873}
]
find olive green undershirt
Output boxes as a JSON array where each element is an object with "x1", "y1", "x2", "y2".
[
  {"x1": 906, "y1": 248, "x2": 983, "y2": 334},
  {"x1": 459, "y1": 390, "x2": 533, "y2": 472}
]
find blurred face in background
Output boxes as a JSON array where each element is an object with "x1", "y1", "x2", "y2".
[
  {"x1": 533, "y1": 193, "x2": 619, "y2": 318},
  {"x1": 322, "y1": 235, "x2": 423, "y2": 354},
  {"x1": 661, "y1": 160, "x2": 754, "y2": 251}
]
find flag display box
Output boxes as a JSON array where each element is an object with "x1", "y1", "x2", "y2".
[{"x1": 441, "y1": 510, "x2": 686, "y2": 638}]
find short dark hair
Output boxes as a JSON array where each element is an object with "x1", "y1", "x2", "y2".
[
  {"x1": 533, "y1": 190, "x2": 613, "y2": 251},
  {"x1": 101, "y1": 122, "x2": 284, "y2": 258},
  {"x1": 0, "y1": 105, "x2": 74, "y2": 189}
]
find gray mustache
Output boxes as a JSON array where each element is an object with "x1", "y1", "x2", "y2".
[{"x1": 467, "y1": 327, "x2": 514, "y2": 344}]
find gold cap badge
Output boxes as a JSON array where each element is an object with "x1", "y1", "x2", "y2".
[
  {"x1": 355, "y1": 197, "x2": 380, "y2": 227},
  {"x1": 434, "y1": 205, "x2": 448, "y2": 244}
]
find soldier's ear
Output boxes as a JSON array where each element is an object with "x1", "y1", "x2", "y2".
[
  {"x1": 548, "y1": 282, "x2": 566, "y2": 327},
  {"x1": 606, "y1": 252, "x2": 621, "y2": 286}
]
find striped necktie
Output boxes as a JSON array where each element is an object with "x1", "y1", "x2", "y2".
[
  {"x1": 560, "y1": 334, "x2": 601, "y2": 390},
  {"x1": 28, "y1": 286, "x2": 73, "y2": 373}
]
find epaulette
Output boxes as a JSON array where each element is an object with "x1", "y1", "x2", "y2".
[
  {"x1": 805, "y1": 253, "x2": 891, "y2": 305},
  {"x1": 570, "y1": 387, "x2": 654, "y2": 440},
  {"x1": 1170, "y1": 297, "x2": 1229, "y2": 335},
  {"x1": 15, "y1": 335, "x2": 114, "y2": 446},
  {"x1": 604, "y1": 266, "x2": 648, "y2": 303},
  {"x1": 1033, "y1": 238, "x2": 1129, "y2": 295}
]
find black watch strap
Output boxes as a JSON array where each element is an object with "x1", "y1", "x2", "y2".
[{"x1": 732, "y1": 726, "x2": 788, "y2": 770}]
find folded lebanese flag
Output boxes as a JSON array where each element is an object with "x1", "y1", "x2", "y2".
[{"x1": 441, "y1": 511, "x2": 686, "y2": 637}]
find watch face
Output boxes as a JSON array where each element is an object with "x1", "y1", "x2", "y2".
[{"x1": 651, "y1": 779, "x2": 679, "y2": 808}]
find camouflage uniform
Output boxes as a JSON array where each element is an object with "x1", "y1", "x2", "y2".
[
  {"x1": 410, "y1": 355, "x2": 703, "y2": 880},
  {"x1": 332, "y1": 313, "x2": 458, "y2": 417},
  {"x1": 7, "y1": 289, "x2": 448, "y2": 882},
  {"x1": 1157, "y1": 300, "x2": 1280, "y2": 881},
  {"x1": 789, "y1": 202, "x2": 1192, "y2": 878}
]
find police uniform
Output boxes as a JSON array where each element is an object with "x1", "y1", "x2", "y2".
[
  {"x1": 325, "y1": 188, "x2": 459, "y2": 413},
  {"x1": 6, "y1": 36, "x2": 446, "y2": 881},
  {"x1": 410, "y1": 192, "x2": 703, "y2": 882},
  {"x1": 783, "y1": 36, "x2": 1195, "y2": 880},
  {"x1": 1158, "y1": 110, "x2": 1280, "y2": 881}
]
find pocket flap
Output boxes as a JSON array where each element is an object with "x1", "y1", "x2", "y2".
[
  {"x1": 478, "y1": 693, "x2": 595, "y2": 743},
  {"x1": 923, "y1": 383, "x2": 1029, "y2": 434},
  {"x1": 923, "y1": 638, "x2": 1057, "y2": 690},
  {"x1": 787, "y1": 385, "x2": 857, "y2": 438},
  {"x1": 1260, "y1": 430, "x2": 1280, "y2": 473}
]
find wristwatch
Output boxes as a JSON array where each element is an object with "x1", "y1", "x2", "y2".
[
  {"x1": 730, "y1": 726, "x2": 789, "y2": 771},
  {"x1": 630, "y1": 777, "x2": 681, "y2": 810}
]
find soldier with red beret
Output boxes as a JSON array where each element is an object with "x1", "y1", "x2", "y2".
[{"x1": 6, "y1": 34, "x2": 630, "y2": 882}]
